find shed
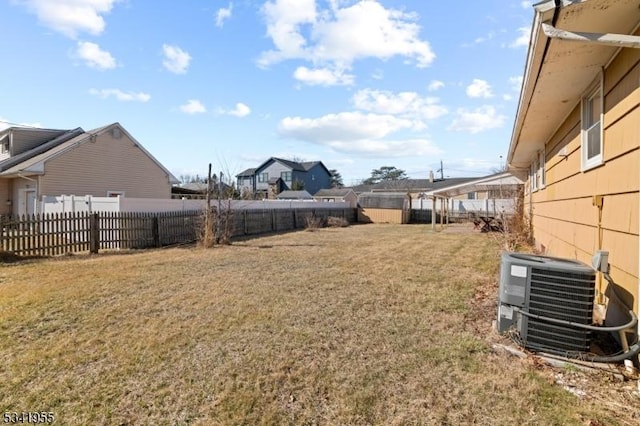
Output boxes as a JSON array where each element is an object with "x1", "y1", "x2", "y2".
[
  {"x1": 357, "y1": 192, "x2": 410, "y2": 224},
  {"x1": 314, "y1": 188, "x2": 358, "y2": 208}
]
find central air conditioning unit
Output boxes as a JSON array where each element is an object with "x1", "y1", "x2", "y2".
[{"x1": 497, "y1": 252, "x2": 596, "y2": 355}]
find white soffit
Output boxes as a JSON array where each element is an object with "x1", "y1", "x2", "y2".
[{"x1": 510, "y1": 0, "x2": 640, "y2": 169}]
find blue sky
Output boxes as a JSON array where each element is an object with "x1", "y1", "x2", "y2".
[{"x1": 0, "y1": 0, "x2": 535, "y2": 185}]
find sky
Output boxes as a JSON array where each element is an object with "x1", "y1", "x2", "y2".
[{"x1": 0, "y1": 0, "x2": 536, "y2": 186}]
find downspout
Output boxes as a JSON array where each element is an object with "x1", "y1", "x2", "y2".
[{"x1": 593, "y1": 195, "x2": 604, "y2": 304}]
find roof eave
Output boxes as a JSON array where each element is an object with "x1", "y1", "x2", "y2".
[{"x1": 507, "y1": 3, "x2": 556, "y2": 169}]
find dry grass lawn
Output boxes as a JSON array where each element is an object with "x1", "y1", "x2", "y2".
[{"x1": 1, "y1": 224, "x2": 639, "y2": 425}]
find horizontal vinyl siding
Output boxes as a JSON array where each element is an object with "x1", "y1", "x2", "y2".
[
  {"x1": 0, "y1": 179, "x2": 10, "y2": 214},
  {"x1": 39, "y1": 131, "x2": 171, "y2": 198},
  {"x1": 526, "y1": 49, "x2": 640, "y2": 312}
]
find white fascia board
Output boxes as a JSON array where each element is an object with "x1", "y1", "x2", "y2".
[
  {"x1": 21, "y1": 162, "x2": 45, "y2": 174},
  {"x1": 542, "y1": 23, "x2": 640, "y2": 48},
  {"x1": 534, "y1": 0, "x2": 585, "y2": 13}
]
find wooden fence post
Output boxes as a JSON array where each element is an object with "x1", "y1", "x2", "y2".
[
  {"x1": 152, "y1": 216, "x2": 160, "y2": 248},
  {"x1": 90, "y1": 213, "x2": 99, "y2": 254}
]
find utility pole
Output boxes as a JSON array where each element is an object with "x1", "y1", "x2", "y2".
[
  {"x1": 436, "y1": 160, "x2": 444, "y2": 180},
  {"x1": 216, "y1": 171, "x2": 223, "y2": 243}
]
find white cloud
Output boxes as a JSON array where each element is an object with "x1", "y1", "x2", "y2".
[
  {"x1": 259, "y1": 0, "x2": 317, "y2": 65},
  {"x1": 162, "y1": 44, "x2": 192, "y2": 74},
  {"x1": 228, "y1": 102, "x2": 251, "y2": 117},
  {"x1": 217, "y1": 102, "x2": 251, "y2": 117},
  {"x1": 321, "y1": 138, "x2": 442, "y2": 158},
  {"x1": 352, "y1": 89, "x2": 447, "y2": 121},
  {"x1": 464, "y1": 30, "x2": 497, "y2": 47},
  {"x1": 215, "y1": 3, "x2": 233, "y2": 28},
  {"x1": 180, "y1": 99, "x2": 206, "y2": 114},
  {"x1": 371, "y1": 69, "x2": 384, "y2": 80},
  {"x1": 502, "y1": 94, "x2": 513, "y2": 101},
  {"x1": 75, "y1": 41, "x2": 117, "y2": 70},
  {"x1": 19, "y1": 0, "x2": 119, "y2": 38},
  {"x1": 293, "y1": 66, "x2": 354, "y2": 86},
  {"x1": 466, "y1": 79, "x2": 493, "y2": 99},
  {"x1": 509, "y1": 27, "x2": 530, "y2": 48},
  {"x1": 521, "y1": 1, "x2": 534, "y2": 9},
  {"x1": 279, "y1": 111, "x2": 442, "y2": 157},
  {"x1": 259, "y1": 0, "x2": 434, "y2": 86},
  {"x1": 427, "y1": 80, "x2": 445, "y2": 92},
  {"x1": 89, "y1": 88, "x2": 150, "y2": 102},
  {"x1": 448, "y1": 106, "x2": 506, "y2": 134},
  {"x1": 279, "y1": 112, "x2": 418, "y2": 143}
]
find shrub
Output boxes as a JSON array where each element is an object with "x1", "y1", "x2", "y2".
[
  {"x1": 327, "y1": 216, "x2": 349, "y2": 228},
  {"x1": 304, "y1": 214, "x2": 326, "y2": 231}
]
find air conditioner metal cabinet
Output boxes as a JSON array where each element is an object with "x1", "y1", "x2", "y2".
[{"x1": 497, "y1": 252, "x2": 596, "y2": 355}]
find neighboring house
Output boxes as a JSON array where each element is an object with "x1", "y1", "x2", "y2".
[
  {"x1": 0, "y1": 123, "x2": 178, "y2": 215},
  {"x1": 357, "y1": 192, "x2": 411, "y2": 224},
  {"x1": 236, "y1": 157, "x2": 332, "y2": 198},
  {"x1": 314, "y1": 188, "x2": 358, "y2": 208},
  {"x1": 236, "y1": 168, "x2": 256, "y2": 195},
  {"x1": 507, "y1": 0, "x2": 640, "y2": 321},
  {"x1": 276, "y1": 190, "x2": 313, "y2": 200}
]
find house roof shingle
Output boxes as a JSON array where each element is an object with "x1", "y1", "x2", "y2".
[
  {"x1": 350, "y1": 177, "x2": 478, "y2": 194},
  {"x1": 236, "y1": 168, "x2": 256, "y2": 177},
  {"x1": 276, "y1": 190, "x2": 313, "y2": 200},
  {"x1": 314, "y1": 188, "x2": 354, "y2": 197}
]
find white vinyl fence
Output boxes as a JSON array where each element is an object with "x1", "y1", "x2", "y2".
[
  {"x1": 411, "y1": 197, "x2": 516, "y2": 215},
  {"x1": 41, "y1": 195, "x2": 349, "y2": 214}
]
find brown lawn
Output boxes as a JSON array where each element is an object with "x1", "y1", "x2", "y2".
[{"x1": 0, "y1": 224, "x2": 638, "y2": 425}]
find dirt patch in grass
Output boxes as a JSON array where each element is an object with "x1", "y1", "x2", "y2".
[{"x1": 0, "y1": 224, "x2": 638, "y2": 425}]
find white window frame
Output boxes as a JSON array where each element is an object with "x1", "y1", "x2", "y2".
[
  {"x1": 530, "y1": 158, "x2": 538, "y2": 192},
  {"x1": 581, "y1": 78, "x2": 604, "y2": 171},
  {"x1": 538, "y1": 150, "x2": 546, "y2": 189}
]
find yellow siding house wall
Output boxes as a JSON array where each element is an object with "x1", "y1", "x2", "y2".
[{"x1": 525, "y1": 47, "x2": 640, "y2": 310}]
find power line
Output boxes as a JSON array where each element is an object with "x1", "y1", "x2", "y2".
[{"x1": 0, "y1": 119, "x2": 43, "y2": 130}]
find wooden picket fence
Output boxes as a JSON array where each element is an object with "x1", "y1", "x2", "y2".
[{"x1": 0, "y1": 207, "x2": 356, "y2": 257}]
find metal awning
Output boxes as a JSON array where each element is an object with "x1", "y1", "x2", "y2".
[{"x1": 429, "y1": 173, "x2": 523, "y2": 198}]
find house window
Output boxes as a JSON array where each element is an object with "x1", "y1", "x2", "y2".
[
  {"x1": 258, "y1": 173, "x2": 268, "y2": 183},
  {"x1": 1, "y1": 142, "x2": 8, "y2": 154},
  {"x1": 538, "y1": 150, "x2": 546, "y2": 189},
  {"x1": 467, "y1": 192, "x2": 476, "y2": 200},
  {"x1": 581, "y1": 83, "x2": 603, "y2": 170},
  {"x1": 107, "y1": 191, "x2": 125, "y2": 197},
  {"x1": 281, "y1": 171, "x2": 292, "y2": 182}
]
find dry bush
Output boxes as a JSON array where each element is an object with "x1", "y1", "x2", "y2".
[
  {"x1": 199, "y1": 203, "x2": 233, "y2": 247},
  {"x1": 499, "y1": 187, "x2": 532, "y2": 251},
  {"x1": 327, "y1": 216, "x2": 349, "y2": 228},
  {"x1": 304, "y1": 214, "x2": 326, "y2": 231}
]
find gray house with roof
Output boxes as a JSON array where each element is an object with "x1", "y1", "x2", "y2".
[{"x1": 236, "y1": 157, "x2": 332, "y2": 198}]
